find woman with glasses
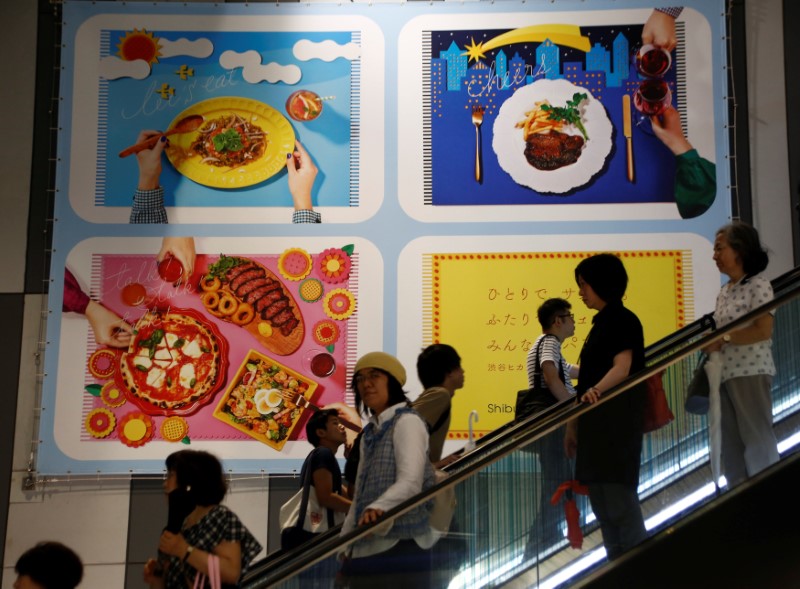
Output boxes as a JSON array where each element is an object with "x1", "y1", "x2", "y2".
[
  {"x1": 339, "y1": 352, "x2": 438, "y2": 588},
  {"x1": 564, "y1": 253, "x2": 647, "y2": 561}
]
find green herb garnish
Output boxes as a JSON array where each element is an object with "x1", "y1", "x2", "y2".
[
  {"x1": 137, "y1": 329, "x2": 165, "y2": 359},
  {"x1": 206, "y1": 254, "x2": 246, "y2": 281},
  {"x1": 541, "y1": 93, "x2": 589, "y2": 141},
  {"x1": 212, "y1": 129, "x2": 244, "y2": 153}
]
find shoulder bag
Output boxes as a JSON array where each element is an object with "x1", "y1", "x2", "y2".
[
  {"x1": 279, "y1": 449, "x2": 344, "y2": 550},
  {"x1": 515, "y1": 335, "x2": 562, "y2": 421},
  {"x1": 429, "y1": 468, "x2": 457, "y2": 535},
  {"x1": 685, "y1": 354, "x2": 710, "y2": 415},
  {"x1": 192, "y1": 553, "x2": 221, "y2": 589},
  {"x1": 642, "y1": 370, "x2": 674, "y2": 433}
]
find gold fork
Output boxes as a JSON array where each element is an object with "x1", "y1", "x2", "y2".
[
  {"x1": 471, "y1": 104, "x2": 485, "y2": 184},
  {"x1": 279, "y1": 390, "x2": 361, "y2": 432}
]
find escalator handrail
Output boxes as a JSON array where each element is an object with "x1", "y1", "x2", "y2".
[
  {"x1": 459, "y1": 263, "x2": 800, "y2": 452},
  {"x1": 243, "y1": 269, "x2": 800, "y2": 587}
]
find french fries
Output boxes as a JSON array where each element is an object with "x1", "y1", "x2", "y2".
[{"x1": 515, "y1": 100, "x2": 564, "y2": 140}]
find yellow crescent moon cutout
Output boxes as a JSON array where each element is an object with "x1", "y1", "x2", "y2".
[{"x1": 463, "y1": 25, "x2": 591, "y2": 62}]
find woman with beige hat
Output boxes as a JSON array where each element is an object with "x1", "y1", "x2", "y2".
[{"x1": 338, "y1": 352, "x2": 439, "y2": 588}]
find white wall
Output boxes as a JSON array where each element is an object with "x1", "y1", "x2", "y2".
[{"x1": 745, "y1": 0, "x2": 794, "y2": 279}]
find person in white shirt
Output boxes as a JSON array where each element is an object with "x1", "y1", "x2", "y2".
[
  {"x1": 339, "y1": 352, "x2": 438, "y2": 588},
  {"x1": 705, "y1": 222, "x2": 779, "y2": 487},
  {"x1": 522, "y1": 298, "x2": 579, "y2": 557}
]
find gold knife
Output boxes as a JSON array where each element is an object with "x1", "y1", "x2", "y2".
[{"x1": 623, "y1": 94, "x2": 634, "y2": 182}]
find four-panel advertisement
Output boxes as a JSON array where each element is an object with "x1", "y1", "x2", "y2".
[{"x1": 41, "y1": 0, "x2": 727, "y2": 474}]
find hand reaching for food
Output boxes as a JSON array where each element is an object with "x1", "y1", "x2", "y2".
[
  {"x1": 158, "y1": 237, "x2": 196, "y2": 278},
  {"x1": 84, "y1": 300, "x2": 133, "y2": 348}
]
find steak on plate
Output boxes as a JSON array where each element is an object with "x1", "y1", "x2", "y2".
[{"x1": 524, "y1": 131, "x2": 585, "y2": 171}]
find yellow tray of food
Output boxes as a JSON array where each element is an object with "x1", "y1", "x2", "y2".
[{"x1": 213, "y1": 350, "x2": 318, "y2": 450}]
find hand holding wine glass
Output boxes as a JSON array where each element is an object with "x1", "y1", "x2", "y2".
[
  {"x1": 649, "y1": 106, "x2": 692, "y2": 156},
  {"x1": 633, "y1": 79, "x2": 672, "y2": 117}
]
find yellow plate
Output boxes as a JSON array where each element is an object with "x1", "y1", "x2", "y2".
[{"x1": 165, "y1": 96, "x2": 296, "y2": 189}]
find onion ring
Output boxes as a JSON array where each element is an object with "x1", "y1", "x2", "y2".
[
  {"x1": 218, "y1": 293, "x2": 238, "y2": 316},
  {"x1": 207, "y1": 306, "x2": 225, "y2": 318},
  {"x1": 200, "y1": 276, "x2": 222, "y2": 292},
  {"x1": 232, "y1": 302, "x2": 255, "y2": 325},
  {"x1": 201, "y1": 291, "x2": 220, "y2": 310}
]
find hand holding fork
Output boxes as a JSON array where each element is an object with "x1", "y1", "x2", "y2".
[
  {"x1": 279, "y1": 390, "x2": 361, "y2": 432},
  {"x1": 472, "y1": 105, "x2": 484, "y2": 184}
]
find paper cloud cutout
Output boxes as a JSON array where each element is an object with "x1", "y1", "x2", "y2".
[
  {"x1": 99, "y1": 56, "x2": 150, "y2": 80},
  {"x1": 160, "y1": 38, "x2": 214, "y2": 59},
  {"x1": 219, "y1": 50, "x2": 301, "y2": 85},
  {"x1": 293, "y1": 40, "x2": 361, "y2": 62}
]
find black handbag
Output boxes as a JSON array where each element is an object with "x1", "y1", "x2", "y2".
[
  {"x1": 685, "y1": 355, "x2": 710, "y2": 415},
  {"x1": 515, "y1": 335, "x2": 561, "y2": 421}
]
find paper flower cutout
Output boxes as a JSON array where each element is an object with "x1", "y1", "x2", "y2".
[
  {"x1": 118, "y1": 412, "x2": 154, "y2": 448},
  {"x1": 85, "y1": 408, "x2": 116, "y2": 438},
  {"x1": 100, "y1": 381, "x2": 126, "y2": 408},
  {"x1": 160, "y1": 416, "x2": 189, "y2": 442},
  {"x1": 323, "y1": 289, "x2": 356, "y2": 321},
  {"x1": 88, "y1": 348, "x2": 119, "y2": 379},
  {"x1": 317, "y1": 248, "x2": 352, "y2": 284},
  {"x1": 313, "y1": 320, "x2": 341, "y2": 347},
  {"x1": 299, "y1": 278, "x2": 324, "y2": 303},
  {"x1": 278, "y1": 248, "x2": 313, "y2": 282}
]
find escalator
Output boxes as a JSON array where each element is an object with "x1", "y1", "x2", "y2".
[{"x1": 242, "y1": 266, "x2": 800, "y2": 589}]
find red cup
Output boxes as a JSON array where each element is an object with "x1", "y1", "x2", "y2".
[
  {"x1": 310, "y1": 352, "x2": 336, "y2": 378},
  {"x1": 157, "y1": 255, "x2": 184, "y2": 283},
  {"x1": 633, "y1": 79, "x2": 672, "y2": 116},
  {"x1": 285, "y1": 90, "x2": 323, "y2": 122},
  {"x1": 120, "y1": 283, "x2": 147, "y2": 306},
  {"x1": 635, "y1": 44, "x2": 672, "y2": 78}
]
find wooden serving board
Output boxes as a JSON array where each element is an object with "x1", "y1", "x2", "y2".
[{"x1": 200, "y1": 257, "x2": 304, "y2": 357}]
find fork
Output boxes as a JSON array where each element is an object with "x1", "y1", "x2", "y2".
[
  {"x1": 471, "y1": 104, "x2": 485, "y2": 184},
  {"x1": 279, "y1": 390, "x2": 361, "y2": 432}
]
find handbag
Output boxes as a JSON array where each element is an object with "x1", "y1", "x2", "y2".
[
  {"x1": 279, "y1": 449, "x2": 344, "y2": 550},
  {"x1": 192, "y1": 553, "x2": 221, "y2": 589},
  {"x1": 685, "y1": 355, "x2": 710, "y2": 415},
  {"x1": 642, "y1": 371, "x2": 674, "y2": 433},
  {"x1": 429, "y1": 468, "x2": 457, "y2": 535},
  {"x1": 515, "y1": 335, "x2": 561, "y2": 421}
]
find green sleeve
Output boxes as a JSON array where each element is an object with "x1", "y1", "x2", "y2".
[{"x1": 674, "y1": 149, "x2": 717, "y2": 219}]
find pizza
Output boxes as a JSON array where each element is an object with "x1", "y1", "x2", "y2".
[{"x1": 117, "y1": 310, "x2": 226, "y2": 415}]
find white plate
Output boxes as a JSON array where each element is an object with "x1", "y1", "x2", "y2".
[{"x1": 492, "y1": 79, "x2": 613, "y2": 194}]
